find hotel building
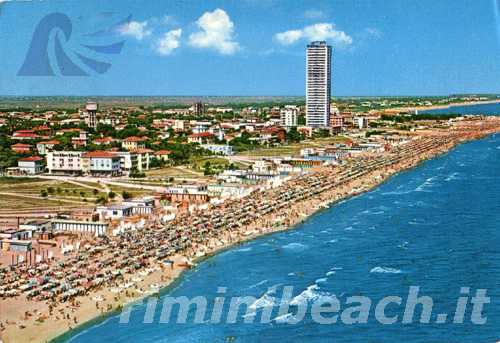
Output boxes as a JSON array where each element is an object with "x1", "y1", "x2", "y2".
[
  {"x1": 280, "y1": 105, "x2": 299, "y2": 129},
  {"x1": 306, "y1": 41, "x2": 332, "y2": 128}
]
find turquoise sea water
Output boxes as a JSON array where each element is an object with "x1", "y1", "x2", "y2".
[
  {"x1": 62, "y1": 135, "x2": 500, "y2": 343},
  {"x1": 422, "y1": 102, "x2": 500, "y2": 115}
]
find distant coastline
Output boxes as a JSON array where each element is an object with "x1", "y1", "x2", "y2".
[
  {"x1": 0, "y1": 95, "x2": 499, "y2": 109},
  {"x1": 389, "y1": 99, "x2": 500, "y2": 113}
]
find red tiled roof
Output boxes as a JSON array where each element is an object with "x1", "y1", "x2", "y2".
[
  {"x1": 93, "y1": 137, "x2": 113, "y2": 143},
  {"x1": 154, "y1": 150, "x2": 172, "y2": 155},
  {"x1": 18, "y1": 156, "x2": 43, "y2": 162},
  {"x1": 188, "y1": 132, "x2": 214, "y2": 138},
  {"x1": 38, "y1": 140, "x2": 60, "y2": 145},
  {"x1": 123, "y1": 136, "x2": 147, "y2": 142},
  {"x1": 130, "y1": 148, "x2": 154, "y2": 154},
  {"x1": 12, "y1": 143, "x2": 32, "y2": 148},
  {"x1": 12, "y1": 133, "x2": 38, "y2": 138},
  {"x1": 81, "y1": 151, "x2": 118, "y2": 158},
  {"x1": 13, "y1": 130, "x2": 34, "y2": 135},
  {"x1": 57, "y1": 128, "x2": 80, "y2": 133}
]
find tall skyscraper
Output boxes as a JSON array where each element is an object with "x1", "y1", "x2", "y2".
[{"x1": 306, "y1": 41, "x2": 332, "y2": 128}]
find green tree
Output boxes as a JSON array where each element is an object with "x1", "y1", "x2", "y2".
[{"x1": 122, "y1": 191, "x2": 132, "y2": 200}]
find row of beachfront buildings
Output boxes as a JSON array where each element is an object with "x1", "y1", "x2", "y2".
[{"x1": 9, "y1": 148, "x2": 155, "y2": 177}]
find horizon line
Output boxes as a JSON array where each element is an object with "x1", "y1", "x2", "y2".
[{"x1": 0, "y1": 94, "x2": 499, "y2": 98}]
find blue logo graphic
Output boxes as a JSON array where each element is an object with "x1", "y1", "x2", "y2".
[{"x1": 18, "y1": 12, "x2": 131, "y2": 76}]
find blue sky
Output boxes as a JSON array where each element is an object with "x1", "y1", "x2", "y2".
[{"x1": 0, "y1": 0, "x2": 499, "y2": 96}]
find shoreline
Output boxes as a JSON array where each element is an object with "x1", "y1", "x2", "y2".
[
  {"x1": 2, "y1": 119, "x2": 500, "y2": 343},
  {"x1": 386, "y1": 99, "x2": 500, "y2": 112}
]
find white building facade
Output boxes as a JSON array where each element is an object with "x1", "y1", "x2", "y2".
[
  {"x1": 47, "y1": 151, "x2": 83, "y2": 174},
  {"x1": 306, "y1": 41, "x2": 332, "y2": 128},
  {"x1": 280, "y1": 105, "x2": 299, "y2": 129}
]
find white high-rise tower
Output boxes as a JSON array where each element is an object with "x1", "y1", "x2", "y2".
[{"x1": 306, "y1": 41, "x2": 332, "y2": 128}]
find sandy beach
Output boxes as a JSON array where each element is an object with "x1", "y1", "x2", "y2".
[{"x1": 1, "y1": 118, "x2": 500, "y2": 343}]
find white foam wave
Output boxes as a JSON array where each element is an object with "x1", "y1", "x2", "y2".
[
  {"x1": 397, "y1": 241, "x2": 409, "y2": 249},
  {"x1": 249, "y1": 284, "x2": 281, "y2": 310},
  {"x1": 370, "y1": 266, "x2": 402, "y2": 274},
  {"x1": 237, "y1": 247, "x2": 253, "y2": 252},
  {"x1": 445, "y1": 172, "x2": 462, "y2": 181},
  {"x1": 282, "y1": 242, "x2": 308, "y2": 251},
  {"x1": 415, "y1": 176, "x2": 439, "y2": 192},
  {"x1": 249, "y1": 293, "x2": 276, "y2": 310},
  {"x1": 315, "y1": 277, "x2": 327, "y2": 284},
  {"x1": 382, "y1": 189, "x2": 413, "y2": 195},
  {"x1": 289, "y1": 284, "x2": 322, "y2": 306},
  {"x1": 328, "y1": 239, "x2": 338, "y2": 243},
  {"x1": 325, "y1": 271, "x2": 336, "y2": 276},
  {"x1": 273, "y1": 312, "x2": 294, "y2": 323},
  {"x1": 248, "y1": 279, "x2": 268, "y2": 289}
]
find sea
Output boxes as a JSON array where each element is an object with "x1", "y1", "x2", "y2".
[
  {"x1": 421, "y1": 102, "x2": 500, "y2": 115},
  {"x1": 60, "y1": 103, "x2": 500, "y2": 343}
]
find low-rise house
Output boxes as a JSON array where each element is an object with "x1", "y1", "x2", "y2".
[
  {"x1": 11, "y1": 143, "x2": 32, "y2": 153},
  {"x1": 96, "y1": 204, "x2": 134, "y2": 221},
  {"x1": 17, "y1": 156, "x2": 44, "y2": 174},
  {"x1": 19, "y1": 219, "x2": 51, "y2": 233},
  {"x1": 187, "y1": 132, "x2": 214, "y2": 144},
  {"x1": 0, "y1": 228, "x2": 34, "y2": 240},
  {"x1": 154, "y1": 150, "x2": 172, "y2": 161},
  {"x1": 97, "y1": 197, "x2": 155, "y2": 220},
  {"x1": 93, "y1": 137, "x2": 114, "y2": 146},
  {"x1": 71, "y1": 131, "x2": 88, "y2": 148},
  {"x1": 124, "y1": 197, "x2": 155, "y2": 215},
  {"x1": 33, "y1": 125, "x2": 51, "y2": 133},
  {"x1": 0, "y1": 240, "x2": 32, "y2": 252},
  {"x1": 12, "y1": 130, "x2": 38, "y2": 140},
  {"x1": 261, "y1": 127, "x2": 286, "y2": 142},
  {"x1": 122, "y1": 136, "x2": 147, "y2": 151},
  {"x1": 36, "y1": 140, "x2": 59, "y2": 155}
]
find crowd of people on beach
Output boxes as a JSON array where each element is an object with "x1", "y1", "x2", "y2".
[{"x1": 1, "y1": 117, "x2": 499, "y2": 338}]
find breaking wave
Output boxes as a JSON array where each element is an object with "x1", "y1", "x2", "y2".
[
  {"x1": 282, "y1": 242, "x2": 308, "y2": 251},
  {"x1": 370, "y1": 266, "x2": 402, "y2": 274}
]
